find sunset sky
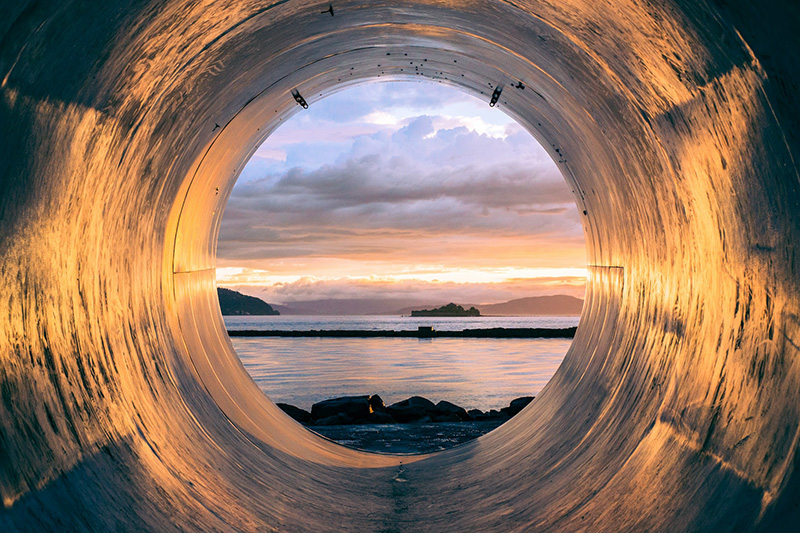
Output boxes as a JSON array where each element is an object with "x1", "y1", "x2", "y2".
[{"x1": 216, "y1": 81, "x2": 586, "y2": 305}]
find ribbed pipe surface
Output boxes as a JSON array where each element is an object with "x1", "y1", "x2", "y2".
[{"x1": 1, "y1": 1, "x2": 799, "y2": 530}]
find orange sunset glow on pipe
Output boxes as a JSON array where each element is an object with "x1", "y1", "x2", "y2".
[{"x1": 1, "y1": 1, "x2": 799, "y2": 531}]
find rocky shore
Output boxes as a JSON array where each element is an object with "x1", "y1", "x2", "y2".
[
  {"x1": 277, "y1": 394, "x2": 533, "y2": 427},
  {"x1": 276, "y1": 395, "x2": 534, "y2": 453}
]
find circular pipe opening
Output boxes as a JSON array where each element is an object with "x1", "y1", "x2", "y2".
[
  {"x1": 170, "y1": 35, "x2": 598, "y2": 463},
  {"x1": 215, "y1": 79, "x2": 586, "y2": 453}
]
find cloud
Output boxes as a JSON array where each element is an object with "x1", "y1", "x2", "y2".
[
  {"x1": 306, "y1": 81, "x2": 476, "y2": 123},
  {"x1": 237, "y1": 81, "x2": 522, "y2": 182},
  {"x1": 220, "y1": 275, "x2": 587, "y2": 305},
  {"x1": 217, "y1": 80, "x2": 585, "y2": 301},
  {"x1": 220, "y1": 116, "x2": 580, "y2": 259},
  {"x1": 250, "y1": 148, "x2": 287, "y2": 162}
]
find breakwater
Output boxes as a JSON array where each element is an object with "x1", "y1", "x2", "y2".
[{"x1": 227, "y1": 327, "x2": 577, "y2": 338}]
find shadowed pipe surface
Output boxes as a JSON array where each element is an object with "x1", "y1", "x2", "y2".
[{"x1": 1, "y1": 1, "x2": 799, "y2": 530}]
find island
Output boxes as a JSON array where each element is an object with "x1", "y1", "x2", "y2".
[
  {"x1": 217, "y1": 287, "x2": 280, "y2": 315},
  {"x1": 411, "y1": 302, "x2": 480, "y2": 317}
]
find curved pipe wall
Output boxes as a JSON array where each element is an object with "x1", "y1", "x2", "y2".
[{"x1": 1, "y1": 1, "x2": 799, "y2": 530}]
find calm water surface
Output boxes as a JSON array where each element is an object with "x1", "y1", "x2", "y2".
[
  {"x1": 226, "y1": 316, "x2": 579, "y2": 412},
  {"x1": 224, "y1": 315, "x2": 578, "y2": 331}
]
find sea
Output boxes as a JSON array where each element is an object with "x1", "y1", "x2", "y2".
[{"x1": 225, "y1": 315, "x2": 579, "y2": 412}]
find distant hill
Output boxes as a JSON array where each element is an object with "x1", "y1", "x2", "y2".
[
  {"x1": 217, "y1": 288, "x2": 279, "y2": 315},
  {"x1": 478, "y1": 295, "x2": 583, "y2": 316},
  {"x1": 271, "y1": 304, "x2": 317, "y2": 316},
  {"x1": 273, "y1": 299, "x2": 441, "y2": 316},
  {"x1": 267, "y1": 295, "x2": 583, "y2": 316},
  {"x1": 411, "y1": 303, "x2": 481, "y2": 317}
]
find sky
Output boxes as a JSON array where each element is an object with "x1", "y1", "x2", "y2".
[{"x1": 216, "y1": 81, "x2": 586, "y2": 305}]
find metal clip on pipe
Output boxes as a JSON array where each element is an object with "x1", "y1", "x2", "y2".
[
  {"x1": 489, "y1": 84, "x2": 503, "y2": 106},
  {"x1": 291, "y1": 88, "x2": 309, "y2": 109}
]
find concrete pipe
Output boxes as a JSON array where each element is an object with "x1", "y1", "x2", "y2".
[{"x1": 1, "y1": 1, "x2": 799, "y2": 530}]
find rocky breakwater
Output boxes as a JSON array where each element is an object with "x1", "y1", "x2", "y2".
[{"x1": 276, "y1": 395, "x2": 534, "y2": 426}]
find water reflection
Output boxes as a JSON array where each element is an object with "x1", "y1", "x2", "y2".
[{"x1": 232, "y1": 336, "x2": 569, "y2": 412}]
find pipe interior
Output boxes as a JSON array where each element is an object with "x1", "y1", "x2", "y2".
[{"x1": 1, "y1": 1, "x2": 799, "y2": 530}]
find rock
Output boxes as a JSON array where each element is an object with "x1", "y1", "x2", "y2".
[
  {"x1": 479, "y1": 409, "x2": 510, "y2": 421},
  {"x1": 430, "y1": 412, "x2": 462, "y2": 423},
  {"x1": 276, "y1": 403, "x2": 311, "y2": 424},
  {"x1": 312, "y1": 414, "x2": 356, "y2": 426},
  {"x1": 510, "y1": 396, "x2": 534, "y2": 409},
  {"x1": 368, "y1": 394, "x2": 385, "y2": 412},
  {"x1": 387, "y1": 396, "x2": 436, "y2": 422},
  {"x1": 302, "y1": 394, "x2": 531, "y2": 426},
  {"x1": 434, "y1": 400, "x2": 471, "y2": 421},
  {"x1": 366, "y1": 411, "x2": 394, "y2": 424},
  {"x1": 386, "y1": 404, "x2": 427, "y2": 422},
  {"x1": 404, "y1": 396, "x2": 437, "y2": 410},
  {"x1": 501, "y1": 396, "x2": 535, "y2": 418},
  {"x1": 467, "y1": 409, "x2": 485, "y2": 420},
  {"x1": 311, "y1": 395, "x2": 372, "y2": 421}
]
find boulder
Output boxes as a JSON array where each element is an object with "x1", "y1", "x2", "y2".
[
  {"x1": 434, "y1": 400, "x2": 471, "y2": 421},
  {"x1": 477, "y1": 409, "x2": 509, "y2": 421},
  {"x1": 385, "y1": 405, "x2": 427, "y2": 422},
  {"x1": 311, "y1": 395, "x2": 371, "y2": 421},
  {"x1": 467, "y1": 409, "x2": 485, "y2": 420},
  {"x1": 510, "y1": 396, "x2": 534, "y2": 409},
  {"x1": 368, "y1": 394, "x2": 385, "y2": 412},
  {"x1": 430, "y1": 412, "x2": 462, "y2": 423},
  {"x1": 301, "y1": 393, "x2": 532, "y2": 426},
  {"x1": 366, "y1": 411, "x2": 395, "y2": 424},
  {"x1": 501, "y1": 396, "x2": 535, "y2": 418},
  {"x1": 312, "y1": 414, "x2": 356, "y2": 426},
  {"x1": 386, "y1": 396, "x2": 436, "y2": 423},
  {"x1": 403, "y1": 396, "x2": 437, "y2": 410},
  {"x1": 276, "y1": 403, "x2": 312, "y2": 424}
]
